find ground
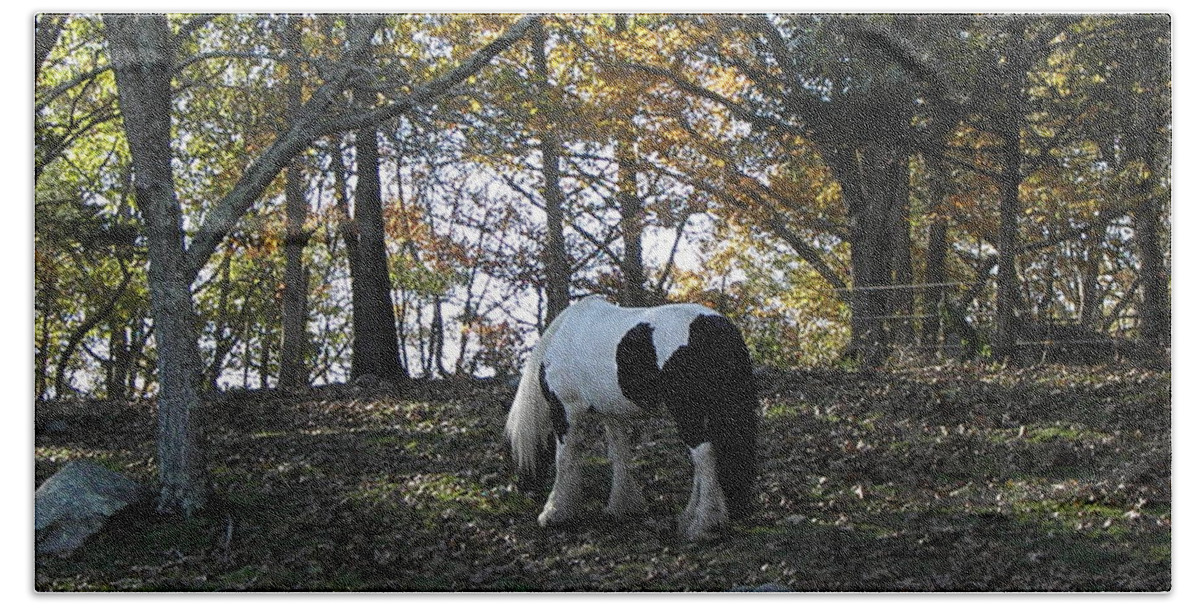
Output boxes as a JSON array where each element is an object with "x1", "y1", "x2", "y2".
[{"x1": 34, "y1": 363, "x2": 1170, "y2": 591}]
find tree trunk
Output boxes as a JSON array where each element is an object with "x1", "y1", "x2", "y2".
[
  {"x1": 107, "y1": 322, "x2": 130, "y2": 402},
  {"x1": 54, "y1": 265, "x2": 132, "y2": 398},
  {"x1": 613, "y1": 15, "x2": 648, "y2": 308},
  {"x1": 616, "y1": 137, "x2": 648, "y2": 308},
  {"x1": 105, "y1": 13, "x2": 207, "y2": 515},
  {"x1": 99, "y1": 12, "x2": 533, "y2": 513},
  {"x1": 923, "y1": 150, "x2": 950, "y2": 349},
  {"x1": 36, "y1": 310, "x2": 51, "y2": 401},
  {"x1": 994, "y1": 23, "x2": 1030, "y2": 363},
  {"x1": 430, "y1": 296, "x2": 448, "y2": 378},
  {"x1": 204, "y1": 252, "x2": 237, "y2": 389},
  {"x1": 259, "y1": 322, "x2": 272, "y2": 388},
  {"x1": 824, "y1": 140, "x2": 907, "y2": 369},
  {"x1": 889, "y1": 165, "x2": 915, "y2": 344},
  {"x1": 349, "y1": 126, "x2": 406, "y2": 383},
  {"x1": 278, "y1": 14, "x2": 311, "y2": 389},
  {"x1": 995, "y1": 108, "x2": 1023, "y2": 362},
  {"x1": 1079, "y1": 225, "x2": 1102, "y2": 331},
  {"x1": 127, "y1": 320, "x2": 150, "y2": 398},
  {"x1": 531, "y1": 18, "x2": 571, "y2": 324},
  {"x1": 1133, "y1": 178, "x2": 1169, "y2": 357}
]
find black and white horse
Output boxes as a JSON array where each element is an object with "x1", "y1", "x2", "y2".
[{"x1": 505, "y1": 295, "x2": 757, "y2": 541}]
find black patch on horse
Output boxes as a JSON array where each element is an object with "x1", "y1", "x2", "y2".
[
  {"x1": 539, "y1": 362, "x2": 570, "y2": 441},
  {"x1": 616, "y1": 322, "x2": 662, "y2": 410},
  {"x1": 660, "y1": 314, "x2": 758, "y2": 520}
]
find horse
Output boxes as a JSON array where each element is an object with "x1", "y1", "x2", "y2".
[{"x1": 505, "y1": 295, "x2": 758, "y2": 541}]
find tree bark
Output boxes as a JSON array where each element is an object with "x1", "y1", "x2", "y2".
[
  {"x1": 430, "y1": 296, "x2": 448, "y2": 378},
  {"x1": 106, "y1": 321, "x2": 130, "y2": 402},
  {"x1": 532, "y1": 18, "x2": 571, "y2": 324},
  {"x1": 822, "y1": 137, "x2": 908, "y2": 369},
  {"x1": 614, "y1": 15, "x2": 648, "y2": 308},
  {"x1": 36, "y1": 310, "x2": 51, "y2": 400},
  {"x1": 105, "y1": 14, "x2": 207, "y2": 515},
  {"x1": 349, "y1": 125, "x2": 406, "y2": 383},
  {"x1": 616, "y1": 137, "x2": 648, "y2": 307},
  {"x1": 995, "y1": 97, "x2": 1023, "y2": 362},
  {"x1": 102, "y1": 12, "x2": 535, "y2": 513},
  {"x1": 53, "y1": 264, "x2": 132, "y2": 398},
  {"x1": 278, "y1": 15, "x2": 311, "y2": 389},
  {"x1": 203, "y1": 252, "x2": 237, "y2": 389},
  {"x1": 1079, "y1": 225, "x2": 1102, "y2": 331},
  {"x1": 923, "y1": 142, "x2": 951, "y2": 348},
  {"x1": 994, "y1": 21, "x2": 1031, "y2": 363},
  {"x1": 1133, "y1": 178, "x2": 1169, "y2": 356},
  {"x1": 889, "y1": 164, "x2": 915, "y2": 344}
]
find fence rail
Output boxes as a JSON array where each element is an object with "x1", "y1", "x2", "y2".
[{"x1": 833, "y1": 282, "x2": 964, "y2": 293}]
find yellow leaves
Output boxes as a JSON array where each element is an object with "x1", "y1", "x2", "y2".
[
  {"x1": 816, "y1": 181, "x2": 843, "y2": 207},
  {"x1": 706, "y1": 64, "x2": 749, "y2": 99}
]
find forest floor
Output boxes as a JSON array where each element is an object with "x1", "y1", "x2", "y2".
[{"x1": 35, "y1": 362, "x2": 1170, "y2": 592}]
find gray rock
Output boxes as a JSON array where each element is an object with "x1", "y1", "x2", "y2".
[
  {"x1": 36, "y1": 419, "x2": 69, "y2": 435},
  {"x1": 35, "y1": 461, "x2": 146, "y2": 556}
]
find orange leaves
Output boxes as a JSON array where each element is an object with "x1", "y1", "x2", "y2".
[{"x1": 382, "y1": 200, "x2": 469, "y2": 289}]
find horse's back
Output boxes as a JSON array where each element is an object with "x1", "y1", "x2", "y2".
[{"x1": 541, "y1": 297, "x2": 726, "y2": 416}]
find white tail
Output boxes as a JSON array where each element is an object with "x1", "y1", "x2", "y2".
[{"x1": 505, "y1": 305, "x2": 574, "y2": 475}]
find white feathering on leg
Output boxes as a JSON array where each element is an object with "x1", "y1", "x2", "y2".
[
  {"x1": 604, "y1": 421, "x2": 647, "y2": 517},
  {"x1": 538, "y1": 427, "x2": 586, "y2": 527},
  {"x1": 680, "y1": 442, "x2": 729, "y2": 541}
]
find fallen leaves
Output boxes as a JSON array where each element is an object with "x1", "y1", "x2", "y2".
[{"x1": 35, "y1": 363, "x2": 1170, "y2": 591}]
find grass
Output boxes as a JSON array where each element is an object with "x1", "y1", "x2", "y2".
[{"x1": 35, "y1": 363, "x2": 1170, "y2": 591}]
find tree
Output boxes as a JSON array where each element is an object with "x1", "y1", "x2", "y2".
[
  {"x1": 531, "y1": 17, "x2": 571, "y2": 323},
  {"x1": 612, "y1": 16, "x2": 649, "y2": 308},
  {"x1": 348, "y1": 121, "x2": 406, "y2": 382},
  {"x1": 105, "y1": 14, "x2": 208, "y2": 514},
  {"x1": 278, "y1": 14, "x2": 312, "y2": 389},
  {"x1": 988, "y1": 17, "x2": 1048, "y2": 362},
  {"x1": 38, "y1": 14, "x2": 1171, "y2": 405},
  {"x1": 102, "y1": 13, "x2": 538, "y2": 514},
  {"x1": 624, "y1": 15, "x2": 950, "y2": 366},
  {"x1": 1115, "y1": 17, "x2": 1171, "y2": 358}
]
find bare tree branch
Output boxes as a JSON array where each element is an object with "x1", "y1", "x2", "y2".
[{"x1": 183, "y1": 15, "x2": 538, "y2": 279}]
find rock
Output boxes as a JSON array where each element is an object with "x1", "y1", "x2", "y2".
[
  {"x1": 35, "y1": 460, "x2": 146, "y2": 557},
  {"x1": 35, "y1": 419, "x2": 69, "y2": 435}
]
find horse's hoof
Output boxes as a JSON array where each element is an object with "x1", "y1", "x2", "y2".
[
  {"x1": 538, "y1": 507, "x2": 576, "y2": 528},
  {"x1": 681, "y1": 525, "x2": 721, "y2": 543},
  {"x1": 679, "y1": 513, "x2": 727, "y2": 542}
]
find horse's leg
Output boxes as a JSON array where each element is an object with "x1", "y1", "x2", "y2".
[
  {"x1": 662, "y1": 394, "x2": 730, "y2": 541},
  {"x1": 679, "y1": 441, "x2": 729, "y2": 541},
  {"x1": 603, "y1": 419, "x2": 646, "y2": 518},
  {"x1": 680, "y1": 450, "x2": 702, "y2": 531},
  {"x1": 538, "y1": 419, "x2": 587, "y2": 527}
]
